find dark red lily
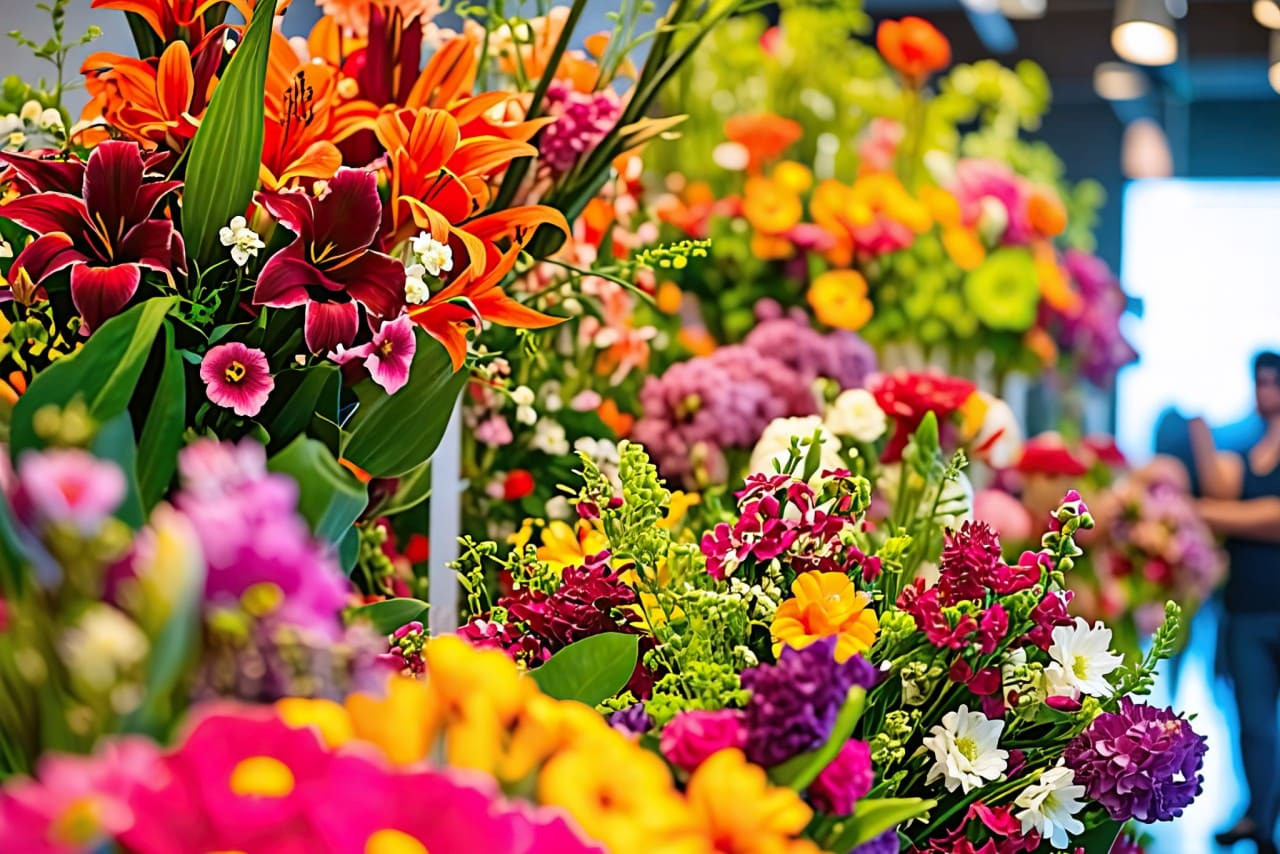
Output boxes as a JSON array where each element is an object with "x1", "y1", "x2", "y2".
[
  {"x1": 0, "y1": 140, "x2": 185, "y2": 332},
  {"x1": 253, "y1": 168, "x2": 405, "y2": 353}
]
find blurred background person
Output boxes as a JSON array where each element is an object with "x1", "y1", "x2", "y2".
[{"x1": 1191, "y1": 351, "x2": 1280, "y2": 854}]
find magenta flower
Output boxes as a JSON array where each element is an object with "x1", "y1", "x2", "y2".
[
  {"x1": 0, "y1": 140, "x2": 184, "y2": 332},
  {"x1": 200, "y1": 342, "x2": 274, "y2": 417},
  {"x1": 329, "y1": 314, "x2": 417, "y2": 394},
  {"x1": 659, "y1": 709, "x2": 746, "y2": 773},
  {"x1": 11, "y1": 448, "x2": 126, "y2": 535},
  {"x1": 810, "y1": 739, "x2": 874, "y2": 815},
  {"x1": 253, "y1": 168, "x2": 405, "y2": 354}
]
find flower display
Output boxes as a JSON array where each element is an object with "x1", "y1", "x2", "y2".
[
  {"x1": 1013, "y1": 764, "x2": 1087, "y2": 847},
  {"x1": 200, "y1": 342, "x2": 274, "y2": 417}
]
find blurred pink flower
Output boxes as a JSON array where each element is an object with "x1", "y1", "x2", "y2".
[
  {"x1": 972, "y1": 489, "x2": 1034, "y2": 543},
  {"x1": 11, "y1": 448, "x2": 126, "y2": 535}
]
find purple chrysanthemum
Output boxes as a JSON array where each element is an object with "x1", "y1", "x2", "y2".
[
  {"x1": 850, "y1": 827, "x2": 900, "y2": 854},
  {"x1": 743, "y1": 301, "x2": 877, "y2": 390},
  {"x1": 740, "y1": 636, "x2": 881, "y2": 767},
  {"x1": 1063, "y1": 697, "x2": 1207, "y2": 822},
  {"x1": 608, "y1": 703, "x2": 653, "y2": 737}
]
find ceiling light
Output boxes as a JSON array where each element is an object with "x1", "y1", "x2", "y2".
[
  {"x1": 1122, "y1": 119, "x2": 1173, "y2": 178},
  {"x1": 1112, "y1": 0, "x2": 1178, "y2": 66},
  {"x1": 1094, "y1": 62, "x2": 1150, "y2": 100},
  {"x1": 1256, "y1": 0, "x2": 1280, "y2": 28}
]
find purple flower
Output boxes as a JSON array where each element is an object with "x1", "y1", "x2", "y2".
[
  {"x1": 329, "y1": 315, "x2": 417, "y2": 395},
  {"x1": 742, "y1": 301, "x2": 877, "y2": 390},
  {"x1": 810, "y1": 739, "x2": 874, "y2": 815},
  {"x1": 1063, "y1": 697, "x2": 1207, "y2": 822},
  {"x1": 200, "y1": 342, "x2": 274, "y2": 417},
  {"x1": 740, "y1": 636, "x2": 881, "y2": 767},
  {"x1": 660, "y1": 709, "x2": 746, "y2": 772},
  {"x1": 609, "y1": 703, "x2": 654, "y2": 737},
  {"x1": 174, "y1": 439, "x2": 350, "y2": 639},
  {"x1": 11, "y1": 448, "x2": 125, "y2": 535},
  {"x1": 851, "y1": 828, "x2": 900, "y2": 854}
]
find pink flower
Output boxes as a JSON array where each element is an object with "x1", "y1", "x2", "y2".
[
  {"x1": 973, "y1": 488, "x2": 1034, "y2": 543},
  {"x1": 200, "y1": 342, "x2": 274, "y2": 417},
  {"x1": 474, "y1": 415, "x2": 514, "y2": 447},
  {"x1": 809, "y1": 739, "x2": 873, "y2": 815},
  {"x1": 329, "y1": 315, "x2": 417, "y2": 394},
  {"x1": 659, "y1": 709, "x2": 746, "y2": 773},
  {"x1": 11, "y1": 448, "x2": 126, "y2": 535},
  {"x1": 570, "y1": 389, "x2": 603, "y2": 411}
]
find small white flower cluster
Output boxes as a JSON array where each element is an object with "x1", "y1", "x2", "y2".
[
  {"x1": 573, "y1": 436, "x2": 621, "y2": 485},
  {"x1": 530, "y1": 418, "x2": 569, "y2": 456},
  {"x1": 219, "y1": 216, "x2": 266, "y2": 267},
  {"x1": 404, "y1": 231, "x2": 454, "y2": 305},
  {"x1": 0, "y1": 100, "x2": 65, "y2": 151},
  {"x1": 727, "y1": 575, "x2": 782, "y2": 622},
  {"x1": 511, "y1": 385, "x2": 536, "y2": 425}
]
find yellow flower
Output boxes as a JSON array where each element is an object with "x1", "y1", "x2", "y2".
[
  {"x1": 942, "y1": 226, "x2": 985, "y2": 271},
  {"x1": 657, "y1": 280, "x2": 684, "y2": 315},
  {"x1": 658, "y1": 490, "x2": 701, "y2": 532},
  {"x1": 808, "y1": 270, "x2": 873, "y2": 331},
  {"x1": 536, "y1": 520, "x2": 610, "y2": 571},
  {"x1": 920, "y1": 185, "x2": 962, "y2": 227},
  {"x1": 1034, "y1": 241, "x2": 1081, "y2": 314},
  {"x1": 685, "y1": 749, "x2": 822, "y2": 854},
  {"x1": 742, "y1": 176, "x2": 803, "y2": 235},
  {"x1": 770, "y1": 571, "x2": 879, "y2": 661},
  {"x1": 773, "y1": 160, "x2": 814, "y2": 194},
  {"x1": 275, "y1": 697, "x2": 355, "y2": 749},
  {"x1": 343, "y1": 675, "x2": 439, "y2": 765},
  {"x1": 957, "y1": 390, "x2": 988, "y2": 442}
]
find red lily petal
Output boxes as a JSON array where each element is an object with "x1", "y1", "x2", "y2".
[
  {"x1": 0, "y1": 193, "x2": 90, "y2": 238},
  {"x1": 256, "y1": 188, "x2": 317, "y2": 246},
  {"x1": 253, "y1": 241, "x2": 318, "y2": 308},
  {"x1": 9, "y1": 233, "x2": 86, "y2": 287},
  {"x1": 70, "y1": 263, "x2": 141, "y2": 334},
  {"x1": 82, "y1": 141, "x2": 146, "y2": 244},
  {"x1": 119, "y1": 219, "x2": 181, "y2": 273},
  {"x1": 311, "y1": 168, "x2": 383, "y2": 262},
  {"x1": 329, "y1": 250, "x2": 405, "y2": 320},
  {"x1": 0, "y1": 151, "x2": 85, "y2": 195},
  {"x1": 304, "y1": 300, "x2": 360, "y2": 353}
]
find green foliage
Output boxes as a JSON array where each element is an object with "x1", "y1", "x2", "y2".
[
  {"x1": 529, "y1": 632, "x2": 640, "y2": 706},
  {"x1": 5, "y1": 0, "x2": 101, "y2": 119},
  {"x1": 181, "y1": 0, "x2": 274, "y2": 266},
  {"x1": 266, "y1": 437, "x2": 368, "y2": 547},
  {"x1": 351, "y1": 598, "x2": 430, "y2": 636},
  {"x1": 135, "y1": 323, "x2": 186, "y2": 510}
]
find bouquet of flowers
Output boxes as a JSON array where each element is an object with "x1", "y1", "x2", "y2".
[{"x1": 452, "y1": 422, "x2": 1204, "y2": 852}]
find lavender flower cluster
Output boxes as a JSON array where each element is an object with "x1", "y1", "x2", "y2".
[
  {"x1": 540, "y1": 81, "x2": 622, "y2": 174},
  {"x1": 1055, "y1": 249, "x2": 1138, "y2": 387}
]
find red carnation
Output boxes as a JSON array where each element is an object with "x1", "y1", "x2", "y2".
[
  {"x1": 1016, "y1": 436, "x2": 1088, "y2": 477},
  {"x1": 870, "y1": 370, "x2": 976, "y2": 461}
]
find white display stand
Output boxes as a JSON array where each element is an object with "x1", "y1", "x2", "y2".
[{"x1": 427, "y1": 403, "x2": 465, "y2": 635}]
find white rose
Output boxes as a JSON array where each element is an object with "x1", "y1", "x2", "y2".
[{"x1": 823, "y1": 388, "x2": 888, "y2": 443}]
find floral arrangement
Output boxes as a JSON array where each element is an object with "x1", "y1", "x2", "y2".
[
  {"x1": 647, "y1": 3, "x2": 1134, "y2": 387},
  {"x1": 453, "y1": 418, "x2": 1205, "y2": 851}
]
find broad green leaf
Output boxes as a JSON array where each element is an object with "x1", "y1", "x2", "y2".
[
  {"x1": 136, "y1": 322, "x2": 186, "y2": 509},
  {"x1": 529, "y1": 632, "x2": 638, "y2": 706},
  {"x1": 767, "y1": 687, "x2": 865, "y2": 790},
  {"x1": 11, "y1": 297, "x2": 175, "y2": 459},
  {"x1": 260, "y1": 363, "x2": 339, "y2": 454},
  {"x1": 351, "y1": 597, "x2": 429, "y2": 635},
  {"x1": 379, "y1": 459, "x2": 433, "y2": 516},
  {"x1": 827, "y1": 798, "x2": 935, "y2": 851},
  {"x1": 267, "y1": 436, "x2": 368, "y2": 547},
  {"x1": 91, "y1": 413, "x2": 144, "y2": 529},
  {"x1": 180, "y1": 0, "x2": 274, "y2": 266},
  {"x1": 340, "y1": 332, "x2": 466, "y2": 478}
]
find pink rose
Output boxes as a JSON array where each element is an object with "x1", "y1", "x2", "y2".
[
  {"x1": 809, "y1": 740, "x2": 873, "y2": 815},
  {"x1": 659, "y1": 709, "x2": 745, "y2": 773}
]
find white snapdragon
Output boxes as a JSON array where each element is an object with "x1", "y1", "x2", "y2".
[
  {"x1": 404, "y1": 263, "x2": 430, "y2": 305},
  {"x1": 218, "y1": 216, "x2": 265, "y2": 267}
]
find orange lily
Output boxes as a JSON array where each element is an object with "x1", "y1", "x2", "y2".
[
  {"x1": 81, "y1": 38, "x2": 219, "y2": 150},
  {"x1": 92, "y1": 0, "x2": 251, "y2": 44},
  {"x1": 260, "y1": 33, "x2": 377, "y2": 190}
]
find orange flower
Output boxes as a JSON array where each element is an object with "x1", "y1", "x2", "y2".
[
  {"x1": 91, "y1": 0, "x2": 250, "y2": 43},
  {"x1": 807, "y1": 270, "x2": 874, "y2": 332},
  {"x1": 81, "y1": 41, "x2": 214, "y2": 149},
  {"x1": 942, "y1": 227, "x2": 986, "y2": 271},
  {"x1": 655, "y1": 281, "x2": 683, "y2": 315},
  {"x1": 742, "y1": 176, "x2": 802, "y2": 235},
  {"x1": 656, "y1": 181, "x2": 719, "y2": 239},
  {"x1": 678, "y1": 327, "x2": 717, "y2": 357},
  {"x1": 771, "y1": 570, "x2": 879, "y2": 661},
  {"x1": 876, "y1": 17, "x2": 951, "y2": 83},
  {"x1": 1027, "y1": 188, "x2": 1067, "y2": 238},
  {"x1": 597, "y1": 398, "x2": 635, "y2": 438},
  {"x1": 1033, "y1": 241, "x2": 1081, "y2": 313},
  {"x1": 1024, "y1": 325, "x2": 1059, "y2": 368},
  {"x1": 685, "y1": 749, "x2": 821, "y2": 854},
  {"x1": 724, "y1": 113, "x2": 802, "y2": 172},
  {"x1": 319, "y1": 0, "x2": 439, "y2": 37}
]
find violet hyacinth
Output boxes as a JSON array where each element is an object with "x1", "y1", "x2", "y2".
[
  {"x1": 608, "y1": 703, "x2": 653, "y2": 737},
  {"x1": 540, "y1": 81, "x2": 621, "y2": 173},
  {"x1": 740, "y1": 636, "x2": 881, "y2": 767},
  {"x1": 1063, "y1": 697, "x2": 1207, "y2": 822},
  {"x1": 850, "y1": 828, "x2": 900, "y2": 854}
]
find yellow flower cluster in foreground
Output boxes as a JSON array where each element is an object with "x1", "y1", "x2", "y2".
[{"x1": 277, "y1": 635, "x2": 821, "y2": 854}]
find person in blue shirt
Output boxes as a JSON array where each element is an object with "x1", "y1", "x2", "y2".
[{"x1": 1192, "y1": 351, "x2": 1280, "y2": 854}]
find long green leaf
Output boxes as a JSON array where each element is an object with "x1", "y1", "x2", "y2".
[
  {"x1": 267, "y1": 436, "x2": 368, "y2": 547},
  {"x1": 181, "y1": 0, "x2": 274, "y2": 265},
  {"x1": 136, "y1": 322, "x2": 186, "y2": 509},
  {"x1": 340, "y1": 332, "x2": 465, "y2": 478},
  {"x1": 260, "y1": 363, "x2": 339, "y2": 454},
  {"x1": 351, "y1": 598, "x2": 430, "y2": 635},
  {"x1": 10, "y1": 297, "x2": 175, "y2": 459},
  {"x1": 1075, "y1": 819, "x2": 1123, "y2": 854},
  {"x1": 767, "y1": 687, "x2": 866, "y2": 790},
  {"x1": 827, "y1": 798, "x2": 935, "y2": 851},
  {"x1": 529, "y1": 632, "x2": 638, "y2": 706},
  {"x1": 91, "y1": 413, "x2": 145, "y2": 529}
]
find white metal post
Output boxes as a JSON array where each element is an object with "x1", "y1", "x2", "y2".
[{"x1": 428, "y1": 401, "x2": 465, "y2": 635}]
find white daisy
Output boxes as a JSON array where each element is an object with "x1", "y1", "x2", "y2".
[
  {"x1": 923, "y1": 705, "x2": 1009, "y2": 794},
  {"x1": 218, "y1": 215, "x2": 265, "y2": 267},
  {"x1": 1044, "y1": 617, "x2": 1124, "y2": 698},
  {"x1": 1014, "y1": 764, "x2": 1087, "y2": 848},
  {"x1": 410, "y1": 232, "x2": 454, "y2": 277}
]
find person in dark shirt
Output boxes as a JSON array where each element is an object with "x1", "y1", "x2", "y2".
[{"x1": 1192, "y1": 351, "x2": 1280, "y2": 854}]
